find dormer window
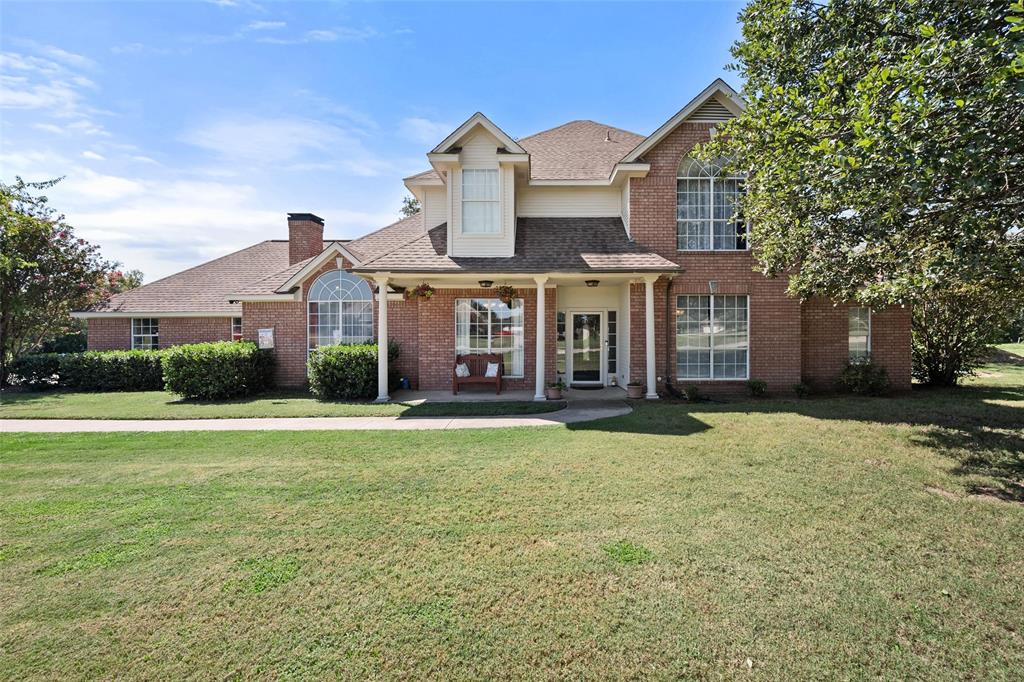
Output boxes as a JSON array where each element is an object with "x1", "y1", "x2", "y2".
[
  {"x1": 677, "y1": 156, "x2": 747, "y2": 251},
  {"x1": 462, "y1": 169, "x2": 500, "y2": 234}
]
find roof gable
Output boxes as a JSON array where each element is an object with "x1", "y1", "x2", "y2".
[
  {"x1": 430, "y1": 112, "x2": 526, "y2": 155},
  {"x1": 620, "y1": 79, "x2": 744, "y2": 163}
]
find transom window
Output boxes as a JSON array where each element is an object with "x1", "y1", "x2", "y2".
[
  {"x1": 231, "y1": 317, "x2": 243, "y2": 341},
  {"x1": 131, "y1": 318, "x2": 159, "y2": 350},
  {"x1": 849, "y1": 307, "x2": 871, "y2": 361},
  {"x1": 307, "y1": 270, "x2": 374, "y2": 353},
  {"x1": 677, "y1": 156, "x2": 747, "y2": 251},
  {"x1": 462, "y1": 169, "x2": 500, "y2": 234},
  {"x1": 676, "y1": 295, "x2": 749, "y2": 379},
  {"x1": 455, "y1": 298, "x2": 524, "y2": 377}
]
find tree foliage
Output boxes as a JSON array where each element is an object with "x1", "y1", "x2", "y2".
[
  {"x1": 400, "y1": 195, "x2": 421, "y2": 218},
  {"x1": 0, "y1": 178, "x2": 114, "y2": 384},
  {"x1": 703, "y1": 0, "x2": 1024, "y2": 306}
]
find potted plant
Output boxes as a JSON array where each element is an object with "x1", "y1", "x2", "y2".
[
  {"x1": 626, "y1": 382, "x2": 644, "y2": 399},
  {"x1": 404, "y1": 283, "x2": 435, "y2": 301},
  {"x1": 494, "y1": 284, "x2": 516, "y2": 306},
  {"x1": 545, "y1": 379, "x2": 566, "y2": 400}
]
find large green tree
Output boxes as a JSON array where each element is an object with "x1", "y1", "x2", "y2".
[
  {"x1": 704, "y1": 0, "x2": 1024, "y2": 383},
  {"x1": 0, "y1": 178, "x2": 114, "y2": 384}
]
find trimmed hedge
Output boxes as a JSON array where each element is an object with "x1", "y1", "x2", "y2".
[
  {"x1": 162, "y1": 341, "x2": 273, "y2": 401},
  {"x1": 838, "y1": 360, "x2": 891, "y2": 396},
  {"x1": 307, "y1": 342, "x2": 399, "y2": 400},
  {"x1": 8, "y1": 351, "x2": 165, "y2": 391}
]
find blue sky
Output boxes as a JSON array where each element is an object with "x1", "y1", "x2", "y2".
[{"x1": 1, "y1": 1, "x2": 743, "y2": 279}]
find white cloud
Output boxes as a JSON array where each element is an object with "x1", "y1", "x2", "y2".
[
  {"x1": 81, "y1": 150, "x2": 105, "y2": 161},
  {"x1": 256, "y1": 26, "x2": 378, "y2": 45},
  {"x1": 0, "y1": 47, "x2": 107, "y2": 135},
  {"x1": 399, "y1": 117, "x2": 455, "y2": 146},
  {"x1": 245, "y1": 20, "x2": 285, "y2": 31},
  {"x1": 35, "y1": 45, "x2": 95, "y2": 70}
]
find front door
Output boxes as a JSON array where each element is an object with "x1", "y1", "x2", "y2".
[{"x1": 570, "y1": 312, "x2": 603, "y2": 385}]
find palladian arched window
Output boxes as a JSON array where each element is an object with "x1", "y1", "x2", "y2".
[
  {"x1": 676, "y1": 156, "x2": 747, "y2": 251},
  {"x1": 307, "y1": 270, "x2": 374, "y2": 352}
]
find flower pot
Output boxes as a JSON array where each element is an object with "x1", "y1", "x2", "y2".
[
  {"x1": 545, "y1": 387, "x2": 563, "y2": 400},
  {"x1": 626, "y1": 384, "x2": 644, "y2": 399}
]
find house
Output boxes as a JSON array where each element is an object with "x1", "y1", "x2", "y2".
[{"x1": 73, "y1": 79, "x2": 912, "y2": 400}]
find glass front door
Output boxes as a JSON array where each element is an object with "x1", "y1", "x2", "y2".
[{"x1": 570, "y1": 312, "x2": 603, "y2": 385}]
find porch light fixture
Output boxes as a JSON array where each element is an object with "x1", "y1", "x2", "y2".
[
  {"x1": 478, "y1": 280, "x2": 493, "y2": 288},
  {"x1": 585, "y1": 280, "x2": 599, "y2": 288}
]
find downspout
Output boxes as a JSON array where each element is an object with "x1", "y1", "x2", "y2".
[{"x1": 663, "y1": 274, "x2": 682, "y2": 398}]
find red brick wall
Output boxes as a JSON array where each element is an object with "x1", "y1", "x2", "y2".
[
  {"x1": 242, "y1": 301, "x2": 306, "y2": 387},
  {"x1": 625, "y1": 119, "x2": 910, "y2": 394},
  {"x1": 288, "y1": 216, "x2": 324, "y2": 265},
  {"x1": 801, "y1": 298, "x2": 912, "y2": 392},
  {"x1": 86, "y1": 316, "x2": 233, "y2": 350}
]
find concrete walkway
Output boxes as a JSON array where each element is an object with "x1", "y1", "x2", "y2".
[{"x1": 0, "y1": 401, "x2": 631, "y2": 433}]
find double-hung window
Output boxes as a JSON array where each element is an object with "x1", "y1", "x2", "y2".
[
  {"x1": 231, "y1": 317, "x2": 243, "y2": 341},
  {"x1": 848, "y1": 307, "x2": 871, "y2": 361},
  {"x1": 676, "y1": 295, "x2": 749, "y2": 379},
  {"x1": 455, "y1": 298, "x2": 524, "y2": 377},
  {"x1": 462, "y1": 169, "x2": 500, "y2": 234},
  {"x1": 677, "y1": 157, "x2": 746, "y2": 251},
  {"x1": 131, "y1": 318, "x2": 159, "y2": 350}
]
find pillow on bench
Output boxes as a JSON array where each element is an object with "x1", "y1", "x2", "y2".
[
  {"x1": 455, "y1": 362, "x2": 471, "y2": 378},
  {"x1": 485, "y1": 362, "x2": 500, "y2": 378}
]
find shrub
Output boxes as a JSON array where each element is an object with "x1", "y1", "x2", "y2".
[
  {"x1": 7, "y1": 353, "x2": 62, "y2": 389},
  {"x1": 792, "y1": 382, "x2": 811, "y2": 398},
  {"x1": 682, "y1": 384, "x2": 701, "y2": 402},
  {"x1": 838, "y1": 360, "x2": 891, "y2": 396},
  {"x1": 746, "y1": 379, "x2": 768, "y2": 397},
  {"x1": 307, "y1": 342, "x2": 399, "y2": 400},
  {"x1": 163, "y1": 341, "x2": 273, "y2": 401},
  {"x1": 58, "y1": 350, "x2": 164, "y2": 391}
]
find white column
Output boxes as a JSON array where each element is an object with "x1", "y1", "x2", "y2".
[
  {"x1": 374, "y1": 275, "x2": 390, "y2": 403},
  {"x1": 644, "y1": 276, "x2": 660, "y2": 399},
  {"x1": 533, "y1": 275, "x2": 549, "y2": 401}
]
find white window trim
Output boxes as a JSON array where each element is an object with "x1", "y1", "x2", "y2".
[
  {"x1": 461, "y1": 168, "x2": 501, "y2": 235},
  {"x1": 675, "y1": 295, "x2": 750, "y2": 381},
  {"x1": 231, "y1": 317, "x2": 243, "y2": 341},
  {"x1": 848, "y1": 307, "x2": 872, "y2": 361},
  {"x1": 454, "y1": 297, "x2": 524, "y2": 378},
  {"x1": 131, "y1": 317, "x2": 159, "y2": 350},
  {"x1": 676, "y1": 158, "x2": 749, "y2": 252},
  {"x1": 305, "y1": 270, "x2": 375, "y2": 357}
]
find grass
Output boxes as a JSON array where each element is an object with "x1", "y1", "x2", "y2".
[
  {"x1": 0, "y1": 363, "x2": 1022, "y2": 679},
  {"x1": 0, "y1": 390, "x2": 565, "y2": 419}
]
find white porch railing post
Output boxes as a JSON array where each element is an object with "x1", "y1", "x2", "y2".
[
  {"x1": 374, "y1": 275, "x2": 390, "y2": 403},
  {"x1": 644, "y1": 275, "x2": 660, "y2": 400},
  {"x1": 533, "y1": 275, "x2": 549, "y2": 401}
]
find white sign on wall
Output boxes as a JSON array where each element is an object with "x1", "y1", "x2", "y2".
[{"x1": 257, "y1": 327, "x2": 274, "y2": 350}]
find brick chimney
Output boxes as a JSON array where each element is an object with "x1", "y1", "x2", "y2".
[{"x1": 287, "y1": 213, "x2": 324, "y2": 265}]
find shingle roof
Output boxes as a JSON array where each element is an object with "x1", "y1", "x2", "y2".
[
  {"x1": 81, "y1": 240, "x2": 336, "y2": 314},
  {"x1": 352, "y1": 218, "x2": 679, "y2": 273},
  {"x1": 407, "y1": 120, "x2": 644, "y2": 184},
  {"x1": 344, "y1": 212, "x2": 425, "y2": 263},
  {"x1": 518, "y1": 120, "x2": 644, "y2": 181}
]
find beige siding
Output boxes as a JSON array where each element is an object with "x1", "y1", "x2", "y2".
[
  {"x1": 459, "y1": 130, "x2": 501, "y2": 169},
  {"x1": 423, "y1": 186, "x2": 446, "y2": 228},
  {"x1": 516, "y1": 186, "x2": 621, "y2": 217},
  {"x1": 447, "y1": 128, "x2": 516, "y2": 257},
  {"x1": 620, "y1": 179, "x2": 630, "y2": 235}
]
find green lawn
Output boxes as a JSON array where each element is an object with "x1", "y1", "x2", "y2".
[
  {"x1": 1, "y1": 364, "x2": 1022, "y2": 679},
  {"x1": 0, "y1": 390, "x2": 565, "y2": 419}
]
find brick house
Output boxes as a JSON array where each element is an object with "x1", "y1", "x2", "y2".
[{"x1": 74, "y1": 80, "x2": 911, "y2": 399}]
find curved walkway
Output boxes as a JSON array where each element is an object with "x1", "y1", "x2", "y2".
[{"x1": 0, "y1": 401, "x2": 631, "y2": 433}]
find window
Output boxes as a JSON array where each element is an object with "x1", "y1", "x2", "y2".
[
  {"x1": 849, "y1": 307, "x2": 871, "y2": 361},
  {"x1": 307, "y1": 270, "x2": 374, "y2": 353},
  {"x1": 607, "y1": 310, "x2": 617, "y2": 376},
  {"x1": 462, "y1": 169, "x2": 500, "y2": 234},
  {"x1": 131, "y1": 318, "x2": 159, "y2": 350},
  {"x1": 455, "y1": 298, "x2": 524, "y2": 377},
  {"x1": 231, "y1": 317, "x2": 243, "y2": 341},
  {"x1": 676, "y1": 295, "x2": 748, "y2": 379},
  {"x1": 677, "y1": 157, "x2": 746, "y2": 251},
  {"x1": 556, "y1": 311, "x2": 566, "y2": 375}
]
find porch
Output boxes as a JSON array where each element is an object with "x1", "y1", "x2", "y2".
[{"x1": 391, "y1": 385, "x2": 629, "y2": 404}]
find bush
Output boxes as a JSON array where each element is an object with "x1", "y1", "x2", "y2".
[
  {"x1": 162, "y1": 341, "x2": 273, "y2": 401},
  {"x1": 682, "y1": 384, "x2": 701, "y2": 402},
  {"x1": 792, "y1": 382, "x2": 811, "y2": 398},
  {"x1": 746, "y1": 379, "x2": 768, "y2": 397},
  {"x1": 307, "y1": 342, "x2": 399, "y2": 400},
  {"x1": 59, "y1": 350, "x2": 165, "y2": 391},
  {"x1": 838, "y1": 360, "x2": 891, "y2": 396},
  {"x1": 7, "y1": 353, "x2": 62, "y2": 389}
]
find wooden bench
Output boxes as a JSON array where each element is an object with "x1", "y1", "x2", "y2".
[{"x1": 453, "y1": 353, "x2": 503, "y2": 395}]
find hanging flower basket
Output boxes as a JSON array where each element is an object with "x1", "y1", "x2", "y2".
[
  {"x1": 494, "y1": 285, "x2": 516, "y2": 305},
  {"x1": 405, "y1": 283, "x2": 435, "y2": 301}
]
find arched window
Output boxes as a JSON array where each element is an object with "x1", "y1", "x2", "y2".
[
  {"x1": 676, "y1": 156, "x2": 746, "y2": 251},
  {"x1": 307, "y1": 270, "x2": 374, "y2": 352}
]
